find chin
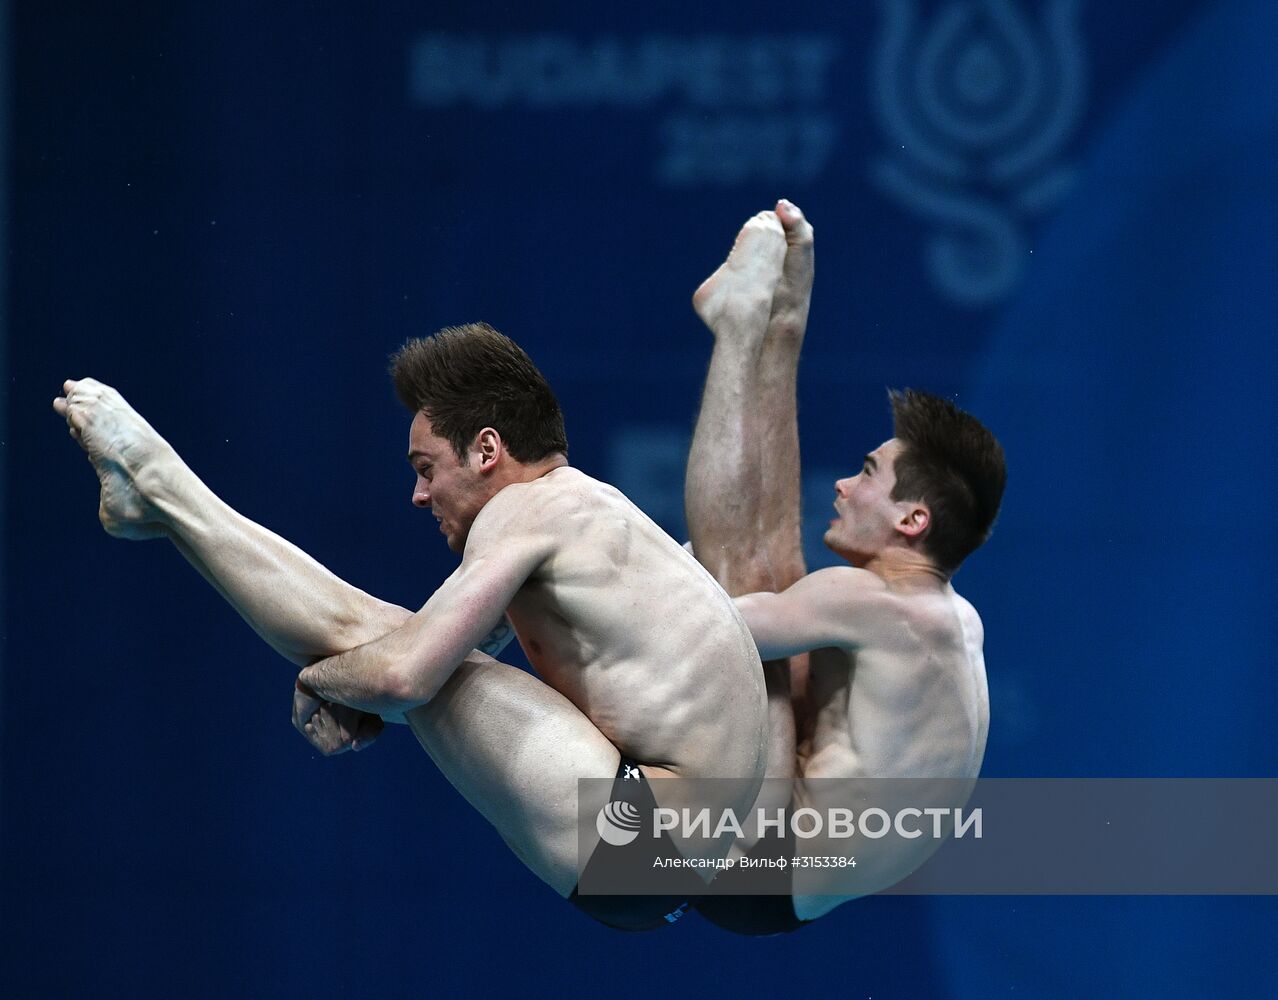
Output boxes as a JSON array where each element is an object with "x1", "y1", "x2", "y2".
[{"x1": 823, "y1": 531, "x2": 861, "y2": 566}]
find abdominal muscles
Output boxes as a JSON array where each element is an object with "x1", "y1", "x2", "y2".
[{"x1": 504, "y1": 475, "x2": 767, "y2": 780}]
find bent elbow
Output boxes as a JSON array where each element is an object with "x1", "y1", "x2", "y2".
[{"x1": 379, "y1": 663, "x2": 435, "y2": 710}]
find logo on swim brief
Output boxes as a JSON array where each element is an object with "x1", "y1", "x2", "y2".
[{"x1": 595, "y1": 800, "x2": 643, "y2": 847}]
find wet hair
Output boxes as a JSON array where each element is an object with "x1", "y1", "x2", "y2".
[
  {"x1": 888, "y1": 388, "x2": 1006, "y2": 575},
  {"x1": 390, "y1": 322, "x2": 568, "y2": 462}
]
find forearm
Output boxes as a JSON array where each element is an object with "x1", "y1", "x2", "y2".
[
  {"x1": 297, "y1": 599, "x2": 519, "y2": 714},
  {"x1": 145, "y1": 458, "x2": 410, "y2": 665},
  {"x1": 297, "y1": 629, "x2": 417, "y2": 714}
]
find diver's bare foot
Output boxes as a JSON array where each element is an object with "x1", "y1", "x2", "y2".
[
  {"x1": 53, "y1": 378, "x2": 176, "y2": 539},
  {"x1": 768, "y1": 199, "x2": 815, "y2": 342},
  {"x1": 692, "y1": 211, "x2": 787, "y2": 336}
]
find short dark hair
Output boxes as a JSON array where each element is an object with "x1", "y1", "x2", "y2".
[
  {"x1": 888, "y1": 388, "x2": 1006, "y2": 575},
  {"x1": 390, "y1": 322, "x2": 568, "y2": 463}
]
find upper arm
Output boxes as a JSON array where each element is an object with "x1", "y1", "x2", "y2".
[
  {"x1": 393, "y1": 489, "x2": 552, "y2": 698},
  {"x1": 734, "y1": 567, "x2": 884, "y2": 660}
]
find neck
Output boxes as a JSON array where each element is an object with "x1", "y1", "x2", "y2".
[
  {"x1": 859, "y1": 546, "x2": 949, "y2": 589},
  {"x1": 492, "y1": 453, "x2": 570, "y2": 489}
]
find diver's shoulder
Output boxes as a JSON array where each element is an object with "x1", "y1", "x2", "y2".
[
  {"x1": 489, "y1": 466, "x2": 622, "y2": 527},
  {"x1": 806, "y1": 565, "x2": 890, "y2": 594},
  {"x1": 946, "y1": 587, "x2": 985, "y2": 644},
  {"x1": 905, "y1": 585, "x2": 984, "y2": 648}
]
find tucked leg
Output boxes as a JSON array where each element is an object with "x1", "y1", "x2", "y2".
[{"x1": 404, "y1": 653, "x2": 621, "y2": 897}]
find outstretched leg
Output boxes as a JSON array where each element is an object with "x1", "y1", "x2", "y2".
[
  {"x1": 685, "y1": 212, "x2": 786, "y2": 595},
  {"x1": 757, "y1": 199, "x2": 813, "y2": 593},
  {"x1": 686, "y1": 201, "x2": 816, "y2": 934},
  {"x1": 685, "y1": 200, "x2": 813, "y2": 596},
  {"x1": 685, "y1": 204, "x2": 815, "y2": 831},
  {"x1": 53, "y1": 378, "x2": 409, "y2": 665},
  {"x1": 757, "y1": 200, "x2": 816, "y2": 731},
  {"x1": 53, "y1": 380, "x2": 675, "y2": 913}
]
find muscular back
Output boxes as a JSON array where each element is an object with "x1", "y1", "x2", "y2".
[
  {"x1": 490, "y1": 468, "x2": 768, "y2": 782},
  {"x1": 765, "y1": 569, "x2": 989, "y2": 916},
  {"x1": 804, "y1": 575, "x2": 989, "y2": 783},
  {"x1": 740, "y1": 565, "x2": 989, "y2": 783}
]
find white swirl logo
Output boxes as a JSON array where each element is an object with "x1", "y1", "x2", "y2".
[
  {"x1": 596, "y1": 800, "x2": 643, "y2": 846},
  {"x1": 870, "y1": 0, "x2": 1087, "y2": 306}
]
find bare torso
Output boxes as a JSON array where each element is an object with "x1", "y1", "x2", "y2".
[
  {"x1": 786, "y1": 568, "x2": 989, "y2": 917},
  {"x1": 499, "y1": 468, "x2": 768, "y2": 783},
  {"x1": 803, "y1": 576, "x2": 989, "y2": 783}
]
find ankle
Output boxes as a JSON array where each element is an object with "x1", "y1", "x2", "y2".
[{"x1": 134, "y1": 451, "x2": 197, "y2": 521}]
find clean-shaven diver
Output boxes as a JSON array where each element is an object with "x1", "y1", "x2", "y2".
[{"x1": 682, "y1": 200, "x2": 1007, "y2": 934}]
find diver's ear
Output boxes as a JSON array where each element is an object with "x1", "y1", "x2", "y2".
[
  {"x1": 472, "y1": 427, "x2": 502, "y2": 472},
  {"x1": 895, "y1": 502, "x2": 930, "y2": 540}
]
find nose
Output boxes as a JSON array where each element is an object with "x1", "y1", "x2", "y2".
[
  {"x1": 412, "y1": 478, "x2": 431, "y2": 508},
  {"x1": 834, "y1": 477, "x2": 852, "y2": 498}
]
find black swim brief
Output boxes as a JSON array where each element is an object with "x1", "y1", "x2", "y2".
[
  {"x1": 693, "y1": 820, "x2": 810, "y2": 936},
  {"x1": 569, "y1": 756, "x2": 701, "y2": 932}
]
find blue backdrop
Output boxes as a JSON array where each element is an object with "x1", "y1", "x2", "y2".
[{"x1": 5, "y1": 2, "x2": 1275, "y2": 997}]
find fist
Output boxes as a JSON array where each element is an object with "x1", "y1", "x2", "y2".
[{"x1": 292, "y1": 679, "x2": 384, "y2": 756}]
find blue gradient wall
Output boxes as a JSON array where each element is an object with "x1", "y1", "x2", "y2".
[{"x1": 5, "y1": 2, "x2": 1274, "y2": 997}]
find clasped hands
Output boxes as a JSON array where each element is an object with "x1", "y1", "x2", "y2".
[{"x1": 292, "y1": 679, "x2": 384, "y2": 756}]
